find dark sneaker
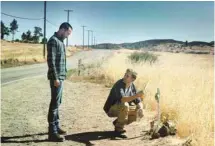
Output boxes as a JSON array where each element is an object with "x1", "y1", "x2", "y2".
[
  {"x1": 48, "y1": 133, "x2": 65, "y2": 142},
  {"x1": 58, "y1": 128, "x2": 67, "y2": 135}
]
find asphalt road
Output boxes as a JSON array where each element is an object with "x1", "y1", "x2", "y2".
[{"x1": 1, "y1": 49, "x2": 114, "y2": 86}]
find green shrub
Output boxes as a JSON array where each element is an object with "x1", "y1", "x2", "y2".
[{"x1": 128, "y1": 52, "x2": 158, "y2": 64}]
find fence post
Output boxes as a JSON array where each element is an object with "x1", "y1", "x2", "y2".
[{"x1": 78, "y1": 59, "x2": 82, "y2": 76}]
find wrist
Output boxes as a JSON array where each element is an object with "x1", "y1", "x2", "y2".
[{"x1": 133, "y1": 95, "x2": 138, "y2": 99}]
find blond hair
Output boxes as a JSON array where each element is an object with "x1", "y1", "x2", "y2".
[{"x1": 126, "y1": 68, "x2": 137, "y2": 80}]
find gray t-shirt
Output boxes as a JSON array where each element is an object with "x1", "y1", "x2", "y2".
[{"x1": 120, "y1": 84, "x2": 135, "y2": 98}]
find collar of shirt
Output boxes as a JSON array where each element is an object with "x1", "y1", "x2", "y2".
[
  {"x1": 121, "y1": 78, "x2": 133, "y2": 89},
  {"x1": 54, "y1": 32, "x2": 64, "y2": 42}
]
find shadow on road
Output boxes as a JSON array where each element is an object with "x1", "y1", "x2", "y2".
[
  {"x1": 65, "y1": 131, "x2": 127, "y2": 146},
  {"x1": 1, "y1": 131, "x2": 149, "y2": 145},
  {"x1": 1, "y1": 132, "x2": 48, "y2": 143}
]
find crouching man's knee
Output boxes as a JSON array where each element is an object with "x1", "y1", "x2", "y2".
[
  {"x1": 136, "y1": 102, "x2": 144, "y2": 119},
  {"x1": 119, "y1": 102, "x2": 129, "y2": 113}
]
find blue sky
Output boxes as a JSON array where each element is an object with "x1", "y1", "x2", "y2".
[{"x1": 1, "y1": 1, "x2": 214, "y2": 45}]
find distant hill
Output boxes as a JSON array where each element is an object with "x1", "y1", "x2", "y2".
[
  {"x1": 95, "y1": 43, "x2": 121, "y2": 49},
  {"x1": 121, "y1": 39, "x2": 184, "y2": 49},
  {"x1": 94, "y1": 39, "x2": 214, "y2": 49},
  {"x1": 209, "y1": 41, "x2": 214, "y2": 47},
  {"x1": 188, "y1": 41, "x2": 212, "y2": 47}
]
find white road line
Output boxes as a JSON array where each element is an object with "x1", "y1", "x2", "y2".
[
  {"x1": 3, "y1": 76, "x2": 73, "y2": 86},
  {"x1": 1, "y1": 74, "x2": 45, "y2": 86}
]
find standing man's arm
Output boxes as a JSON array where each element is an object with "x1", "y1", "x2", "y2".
[{"x1": 47, "y1": 39, "x2": 60, "y2": 87}]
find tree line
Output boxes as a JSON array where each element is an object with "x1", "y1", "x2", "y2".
[{"x1": 1, "y1": 19, "x2": 47, "y2": 44}]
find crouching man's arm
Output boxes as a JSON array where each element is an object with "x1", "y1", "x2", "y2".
[{"x1": 121, "y1": 92, "x2": 144, "y2": 103}]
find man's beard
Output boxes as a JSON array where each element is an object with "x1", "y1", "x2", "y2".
[
  {"x1": 59, "y1": 32, "x2": 67, "y2": 40},
  {"x1": 60, "y1": 34, "x2": 66, "y2": 40}
]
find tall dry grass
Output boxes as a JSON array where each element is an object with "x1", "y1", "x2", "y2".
[
  {"x1": 1, "y1": 40, "x2": 80, "y2": 68},
  {"x1": 97, "y1": 51, "x2": 214, "y2": 146},
  {"x1": 1, "y1": 41, "x2": 45, "y2": 63}
]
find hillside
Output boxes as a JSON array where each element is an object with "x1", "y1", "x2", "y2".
[{"x1": 94, "y1": 39, "x2": 214, "y2": 53}]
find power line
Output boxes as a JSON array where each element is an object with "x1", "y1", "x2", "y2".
[
  {"x1": 1, "y1": 12, "x2": 58, "y2": 28},
  {"x1": 1, "y1": 12, "x2": 43, "y2": 20},
  {"x1": 46, "y1": 19, "x2": 58, "y2": 27}
]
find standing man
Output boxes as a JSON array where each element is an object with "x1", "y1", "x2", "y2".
[
  {"x1": 47, "y1": 22, "x2": 72, "y2": 142},
  {"x1": 103, "y1": 69, "x2": 144, "y2": 138}
]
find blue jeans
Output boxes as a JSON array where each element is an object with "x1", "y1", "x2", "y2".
[{"x1": 48, "y1": 80, "x2": 63, "y2": 134}]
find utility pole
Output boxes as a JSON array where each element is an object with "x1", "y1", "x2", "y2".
[
  {"x1": 90, "y1": 30, "x2": 93, "y2": 48},
  {"x1": 87, "y1": 30, "x2": 91, "y2": 49},
  {"x1": 64, "y1": 9, "x2": 73, "y2": 47},
  {"x1": 94, "y1": 36, "x2": 96, "y2": 48},
  {"x1": 82, "y1": 26, "x2": 86, "y2": 49},
  {"x1": 43, "y1": 1, "x2": 46, "y2": 59}
]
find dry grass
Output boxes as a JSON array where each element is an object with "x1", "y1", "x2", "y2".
[
  {"x1": 1, "y1": 40, "x2": 45, "y2": 67},
  {"x1": 83, "y1": 50, "x2": 214, "y2": 146},
  {"x1": 1, "y1": 40, "x2": 83, "y2": 68},
  {"x1": 67, "y1": 62, "x2": 114, "y2": 88}
]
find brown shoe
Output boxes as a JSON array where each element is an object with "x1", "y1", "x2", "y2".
[
  {"x1": 58, "y1": 128, "x2": 67, "y2": 135},
  {"x1": 48, "y1": 133, "x2": 64, "y2": 142}
]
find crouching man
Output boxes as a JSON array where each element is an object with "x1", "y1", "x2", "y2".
[{"x1": 103, "y1": 69, "x2": 144, "y2": 137}]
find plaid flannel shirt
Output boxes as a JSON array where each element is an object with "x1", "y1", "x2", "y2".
[{"x1": 47, "y1": 32, "x2": 67, "y2": 80}]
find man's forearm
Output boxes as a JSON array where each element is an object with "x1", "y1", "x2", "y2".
[
  {"x1": 47, "y1": 51, "x2": 59, "y2": 80},
  {"x1": 121, "y1": 95, "x2": 138, "y2": 103},
  {"x1": 51, "y1": 59, "x2": 58, "y2": 80}
]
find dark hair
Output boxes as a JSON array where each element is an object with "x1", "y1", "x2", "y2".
[{"x1": 59, "y1": 22, "x2": 73, "y2": 30}]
